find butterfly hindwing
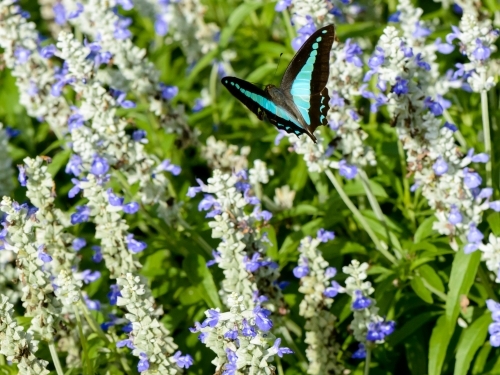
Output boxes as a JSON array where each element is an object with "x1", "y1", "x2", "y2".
[
  {"x1": 221, "y1": 76, "x2": 307, "y2": 137},
  {"x1": 281, "y1": 25, "x2": 335, "y2": 131}
]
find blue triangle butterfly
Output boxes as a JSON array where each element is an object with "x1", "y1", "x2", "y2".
[{"x1": 221, "y1": 24, "x2": 335, "y2": 143}]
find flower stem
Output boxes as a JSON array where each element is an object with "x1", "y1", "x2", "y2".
[
  {"x1": 364, "y1": 348, "x2": 372, "y2": 375},
  {"x1": 481, "y1": 90, "x2": 493, "y2": 187},
  {"x1": 49, "y1": 342, "x2": 64, "y2": 375},
  {"x1": 325, "y1": 169, "x2": 397, "y2": 264},
  {"x1": 74, "y1": 306, "x2": 94, "y2": 375}
]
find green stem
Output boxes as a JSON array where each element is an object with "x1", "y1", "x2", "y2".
[
  {"x1": 209, "y1": 64, "x2": 221, "y2": 126},
  {"x1": 443, "y1": 110, "x2": 467, "y2": 149},
  {"x1": 276, "y1": 357, "x2": 285, "y2": 375},
  {"x1": 49, "y1": 342, "x2": 64, "y2": 375},
  {"x1": 74, "y1": 307, "x2": 93, "y2": 375},
  {"x1": 357, "y1": 170, "x2": 400, "y2": 256},
  {"x1": 282, "y1": 9, "x2": 295, "y2": 42},
  {"x1": 325, "y1": 169, "x2": 397, "y2": 265},
  {"x1": 481, "y1": 90, "x2": 492, "y2": 187},
  {"x1": 397, "y1": 140, "x2": 416, "y2": 228},
  {"x1": 0, "y1": 354, "x2": 4, "y2": 365},
  {"x1": 364, "y1": 347, "x2": 372, "y2": 375},
  {"x1": 280, "y1": 324, "x2": 308, "y2": 366}
]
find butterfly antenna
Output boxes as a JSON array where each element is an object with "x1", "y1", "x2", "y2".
[{"x1": 273, "y1": 53, "x2": 283, "y2": 85}]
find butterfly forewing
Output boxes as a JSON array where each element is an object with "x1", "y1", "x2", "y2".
[
  {"x1": 221, "y1": 77, "x2": 308, "y2": 137},
  {"x1": 280, "y1": 25, "x2": 335, "y2": 130}
]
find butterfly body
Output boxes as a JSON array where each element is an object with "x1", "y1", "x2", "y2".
[{"x1": 222, "y1": 24, "x2": 335, "y2": 143}]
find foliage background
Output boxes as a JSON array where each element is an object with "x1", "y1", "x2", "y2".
[{"x1": 0, "y1": 0, "x2": 500, "y2": 374}]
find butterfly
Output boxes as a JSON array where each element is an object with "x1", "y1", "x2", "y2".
[{"x1": 221, "y1": 24, "x2": 335, "y2": 143}]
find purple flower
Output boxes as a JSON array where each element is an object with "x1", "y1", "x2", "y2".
[
  {"x1": 71, "y1": 205, "x2": 90, "y2": 224},
  {"x1": 202, "y1": 309, "x2": 220, "y2": 328},
  {"x1": 467, "y1": 223, "x2": 484, "y2": 243},
  {"x1": 53, "y1": 3, "x2": 66, "y2": 24},
  {"x1": 122, "y1": 323, "x2": 132, "y2": 333},
  {"x1": 159, "y1": 84, "x2": 178, "y2": 100},
  {"x1": 325, "y1": 267, "x2": 337, "y2": 279},
  {"x1": 206, "y1": 250, "x2": 221, "y2": 267},
  {"x1": 132, "y1": 129, "x2": 146, "y2": 141},
  {"x1": 38, "y1": 246, "x2": 52, "y2": 263},
  {"x1": 66, "y1": 154, "x2": 83, "y2": 176},
  {"x1": 225, "y1": 349, "x2": 238, "y2": 375},
  {"x1": 126, "y1": 234, "x2": 147, "y2": 253},
  {"x1": 446, "y1": 25, "x2": 462, "y2": 44},
  {"x1": 155, "y1": 15, "x2": 169, "y2": 36},
  {"x1": 293, "y1": 264, "x2": 309, "y2": 278},
  {"x1": 253, "y1": 208, "x2": 272, "y2": 221},
  {"x1": 68, "y1": 178, "x2": 84, "y2": 198},
  {"x1": 489, "y1": 201, "x2": 500, "y2": 212},
  {"x1": 187, "y1": 185, "x2": 202, "y2": 198},
  {"x1": 352, "y1": 290, "x2": 372, "y2": 310},
  {"x1": 14, "y1": 46, "x2": 30, "y2": 64},
  {"x1": 253, "y1": 306, "x2": 273, "y2": 331},
  {"x1": 117, "y1": 339, "x2": 135, "y2": 349},
  {"x1": 192, "y1": 98, "x2": 205, "y2": 112},
  {"x1": 107, "y1": 189, "x2": 124, "y2": 207},
  {"x1": 444, "y1": 122, "x2": 458, "y2": 132},
  {"x1": 198, "y1": 194, "x2": 217, "y2": 211},
  {"x1": 67, "y1": 3, "x2": 83, "y2": 19},
  {"x1": 81, "y1": 270, "x2": 101, "y2": 284},
  {"x1": 317, "y1": 228, "x2": 335, "y2": 243},
  {"x1": 123, "y1": 202, "x2": 139, "y2": 214},
  {"x1": 137, "y1": 353, "x2": 149, "y2": 372},
  {"x1": 416, "y1": 53, "x2": 431, "y2": 71},
  {"x1": 272, "y1": 338, "x2": 293, "y2": 357},
  {"x1": 108, "y1": 284, "x2": 121, "y2": 305},
  {"x1": 435, "y1": 38, "x2": 454, "y2": 54},
  {"x1": 478, "y1": 188, "x2": 492, "y2": 200},
  {"x1": 368, "y1": 47, "x2": 385, "y2": 69},
  {"x1": 472, "y1": 39, "x2": 491, "y2": 61},
  {"x1": 489, "y1": 322, "x2": 500, "y2": 347},
  {"x1": 432, "y1": 157, "x2": 448, "y2": 176},
  {"x1": 367, "y1": 320, "x2": 395, "y2": 341},
  {"x1": 413, "y1": 21, "x2": 431, "y2": 38},
  {"x1": 90, "y1": 155, "x2": 109, "y2": 176},
  {"x1": 158, "y1": 159, "x2": 181, "y2": 176},
  {"x1": 344, "y1": 39, "x2": 363, "y2": 67},
  {"x1": 68, "y1": 111, "x2": 85, "y2": 131},
  {"x1": 244, "y1": 253, "x2": 262, "y2": 272},
  {"x1": 116, "y1": 0, "x2": 134, "y2": 10},
  {"x1": 110, "y1": 88, "x2": 135, "y2": 108},
  {"x1": 72, "y1": 238, "x2": 86, "y2": 251},
  {"x1": 92, "y1": 245, "x2": 103, "y2": 263},
  {"x1": 84, "y1": 295, "x2": 101, "y2": 311},
  {"x1": 388, "y1": 10, "x2": 400, "y2": 22},
  {"x1": 40, "y1": 44, "x2": 57, "y2": 58},
  {"x1": 17, "y1": 165, "x2": 27, "y2": 187},
  {"x1": 467, "y1": 148, "x2": 489, "y2": 163},
  {"x1": 424, "y1": 97, "x2": 443, "y2": 116},
  {"x1": 172, "y1": 351, "x2": 193, "y2": 369},
  {"x1": 5, "y1": 127, "x2": 20, "y2": 138},
  {"x1": 330, "y1": 91, "x2": 345, "y2": 107},
  {"x1": 463, "y1": 168, "x2": 482, "y2": 189},
  {"x1": 339, "y1": 160, "x2": 358, "y2": 179},
  {"x1": 324, "y1": 280, "x2": 342, "y2": 298},
  {"x1": 241, "y1": 319, "x2": 257, "y2": 337},
  {"x1": 448, "y1": 205, "x2": 462, "y2": 225},
  {"x1": 275, "y1": 0, "x2": 291, "y2": 11},
  {"x1": 487, "y1": 299, "x2": 500, "y2": 322},
  {"x1": 224, "y1": 329, "x2": 238, "y2": 340},
  {"x1": 114, "y1": 18, "x2": 132, "y2": 40},
  {"x1": 101, "y1": 314, "x2": 119, "y2": 331},
  {"x1": 352, "y1": 343, "x2": 366, "y2": 359},
  {"x1": 392, "y1": 77, "x2": 409, "y2": 95}
]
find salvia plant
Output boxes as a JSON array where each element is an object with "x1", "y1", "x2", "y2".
[{"x1": 0, "y1": 0, "x2": 499, "y2": 374}]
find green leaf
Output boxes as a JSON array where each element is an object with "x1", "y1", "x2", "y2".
[
  {"x1": 414, "y1": 216, "x2": 437, "y2": 243},
  {"x1": 411, "y1": 276, "x2": 433, "y2": 303},
  {"x1": 245, "y1": 63, "x2": 276, "y2": 83},
  {"x1": 486, "y1": 212, "x2": 500, "y2": 236},
  {"x1": 446, "y1": 250, "x2": 481, "y2": 326},
  {"x1": 418, "y1": 264, "x2": 445, "y2": 293},
  {"x1": 389, "y1": 311, "x2": 440, "y2": 346},
  {"x1": 219, "y1": 2, "x2": 263, "y2": 48},
  {"x1": 47, "y1": 148, "x2": 71, "y2": 177},
  {"x1": 472, "y1": 343, "x2": 492, "y2": 375},
  {"x1": 183, "y1": 253, "x2": 222, "y2": 309},
  {"x1": 428, "y1": 315, "x2": 453, "y2": 375},
  {"x1": 454, "y1": 313, "x2": 492, "y2": 375},
  {"x1": 262, "y1": 225, "x2": 278, "y2": 260}
]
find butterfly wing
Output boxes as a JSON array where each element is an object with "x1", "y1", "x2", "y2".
[
  {"x1": 280, "y1": 24, "x2": 335, "y2": 132},
  {"x1": 221, "y1": 76, "x2": 309, "y2": 138}
]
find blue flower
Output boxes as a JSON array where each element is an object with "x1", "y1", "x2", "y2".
[
  {"x1": 17, "y1": 165, "x2": 27, "y2": 187},
  {"x1": 202, "y1": 309, "x2": 220, "y2": 328},
  {"x1": 448, "y1": 205, "x2": 462, "y2": 225},
  {"x1": 241, "y1": 318, "x2": 257, "y2": 337},
  {"x1": 84, "y1": 295, "x2": 101, "y2": 311},
  {"x1": 388, "y1": 10, "x2": 400, "y2": 22},
  {"x1": 5, "y1": 127, "x2": 20, "y2": 138},
  {"x1": 116, "y1": 0, "x2": 134, "y2": 10},
  {"x1": 317, "y1": 228, "x2": 335, "y2": 243},
  {"x1": 14, "y1": 46, "x2": 30, "y2": 64},
  {"x1": 81, "y1": 270, "x2": 101, "y2": 284},
  {"x1": 293, "y1": 263, "x2": 309, "y2": 278},
  {"x1": 107, "y1": 189, "x2": 124, "y2": 207},
  {"x1": 324, "y1": 280, "x2": 342, "y2": 298},
  {"x1": 424, "y1": 97, "x2": 443, "y2": 116},
  {"x1": 415, "y1": 53, "x2": 431, "y2": 71},
  {"x1": 116, "y1": 338, "x2": 135, "y2": 349},
  {"x1": 40, "y1": 44, "x2": 57, "y2": 58},
  {"x1": 444, "y1": 122, "x2": 457, "y2": 132},
  {"x1": 367, "y1": 47, "x2": 385, "y2": 70},
  {"x1": 489, "y1": 201, "x2": 500, "y2": 212},
  {"x1": 325, "y1": 267, "x2": 337, "y2": 279},
  {"x1": 159, "y1": 84, "x2": 178, "y2": 100},
  {"x1": 472, "y1": 39, "x2": 491, "y2": 61},
  {"x1": 67, "y1": 3, "x2": 83, "y2": 19},
  {"x1": 38, "y1": 245, "x2": 52, "y2": 263},
  {"x1": 344, "y1": 39, "x2": 363, "y2": 67},
  {"x1": 72, "y1": 238, "x2": 86, "y2": 251},
  {"x1": 198, "y1": 194, "x2": 218, "y2": 211},
  {"x1": 192, "y1": 98, "x2": 205, "y2": 112},
  {"x1": 352, "y1": 343, "x2": 366, "y2": 359},
  {"x1": 467, "y1": 148, "x2": 489, "y2": 163},
  {"x1": 108, "y1": 284, "x2": 121, "y2": 305},
  {"x1": 224, "y1": 329, "x2": 238, "y2": 340},
  {"x1": 53, "y1": 2, "x2": 66, "y2": 24},
  {"x1": 339, "y1": 160, "x2": 358, "y2": 179},
  {"x1": 172, "y1": 351, "x2": 193, "y2": 369},
  {"x1": 110, "y1": 88, "x2": 135, "y2": 108},
  {"x1": 352, "y1": 290, "x2": 372, "y2": 310},
  {"x1": 467, "y1": 223, "x2": 484, "y2": 243},
  {"x1": 187, "y1": 186, "x2": 202, "y2": 197},
  {"x1": 272, "y1": 338, "x2": 293, "y2": 357},
  {"x1": 101, "y1": 314, "x2": 119, "y2": 331},
  {"x1": 123, "y1": 202, "x2": 139, "y2": 214},
  {"x1": 367, "y1": 320, "x2": 395, "y2": 341},
  {"x1": 65, "y1": 154, "x2": 83, "y2": 176},
  {"x1": 92, "y1": 245, "x2": 103, "y2": 263},
  {"x1": 68, "y1": 178, "x2": 85, "y2": 198},
  {"x1": 158, "y1": 159, "x2": 181, "y2": 176},
  {"x1": 253, "y1": 306, "x2": 273, "y2": 331},
  {"x1": 432, "y1": 157, "x2": 448, "y2": 176},
  {"x1": 435, "y1": 38, "x2": 454, "y2": 54},
  {"x1": 114, "y1": 18, "x2": 132, "y2": 40},
  {"x1": 413, "y1": 21, "x2": 431, "y2": 38},
  {"x1": 206, "y1": 250, "x2": 221, "y2": 267},
  {"x1": 68, "y1": 111, "x2": 85, "y2": 131},
  {"x1": 155, "y1": 15, "x2": 169, "y2": 36},
  {"x1": 463, "y1": 168, "x2": 482, "y2": 189},
  {"x1": 122, "y1": 323, "x2": 132, "y2": 333},
  {"x1": 392, "y1": 77, "x2": 409, "y2": 95},
  {"x1": 224, "y1": 349, "x2": 238, "y2": 375},
  {"x1": 132, "y1": 129, "x2": 146, "y2": 141},
  {"x1": 71, "y1": 205, "x2": 90, "y2": 224},
  {"x1": 275, "y1": 0, "x2": 291, "y2": 11},
  {"x1": 126, "y1": 234, "x2": 147, "y2": 254},
  {"x1": 446, "y1": 25, "x2": 461, "y2": 44}
]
